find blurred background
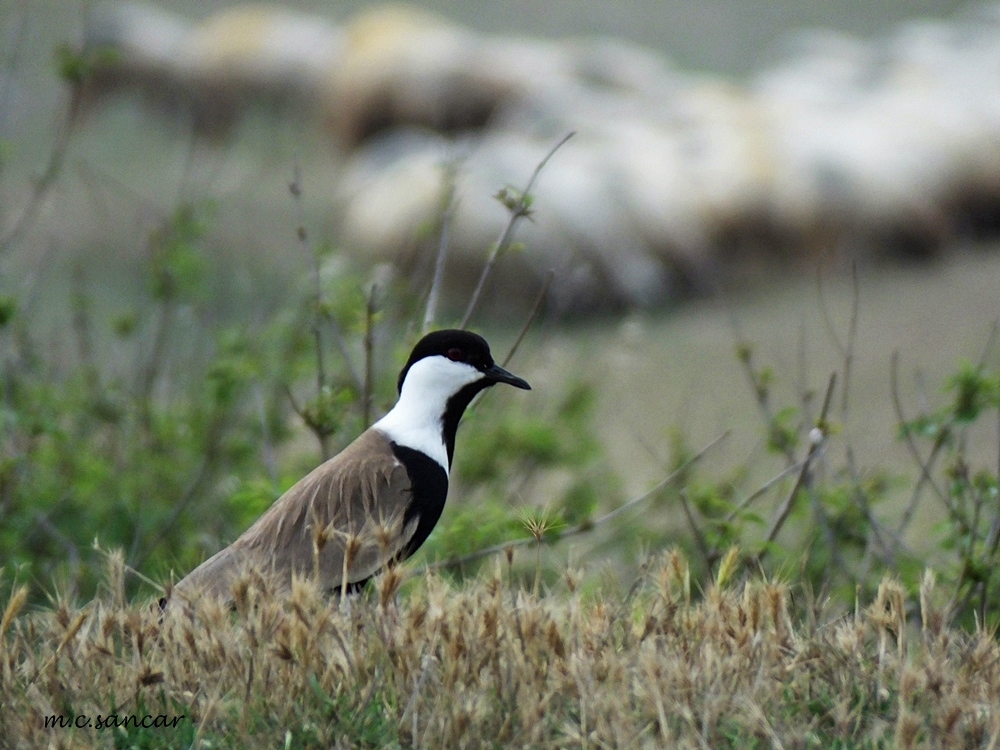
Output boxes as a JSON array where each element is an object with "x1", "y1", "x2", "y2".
[{"x1": 2, "y1": 0, "x2": 999, "y2": 598}]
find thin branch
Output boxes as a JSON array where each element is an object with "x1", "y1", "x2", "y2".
[
  {"x1": 70, "y1": 264, "x2": 99, "y2": 395},
  {"x1": 460, "y1": 132, "x2": 574, "y2": 328},
  {"x1": 759, "y1": 372, "x2": 837, "y2": 556},
  {"x1": 33, "y1": 511, "x2": 81, "y2": 591},
  {"x1": 138, "y1": 293, "x2": 175, "y2": 431},
  {"x1": 363, "y1": 284, "x2": 378, "y2": 429},
  {"x1": 417, "y1": 430, "x2": 729, "y2": 574},
  {"x1": 842, "y1": 262, "x2": 860, "y2": 417},
  {"x1": 723, "y1": 458, "x2": 807, "y2": 526},
  {"x1": 283, "y1": 383, "x2": 336, "y2": 455},
  {"x1": 422, "y1": 160, "x2": 459, "y2": 334},
  {"x1": 256, "y1": 384, "x2": 278, "y2": 484},
  {"x1": 890, "y1": 350, "x2": 949, "y2": 529},
  {"x1": 292, "y1": 163, "x2": 326, "y2": 392},
  {"x1": 465, "y1": 269, "x2": 553, "y2": 418},
  {"x1": 725, "y1": 303, "x2": 797, "y2": 465},
  {"x1": 908, "y1": 321, "x2": 1000, "y2": 480},
  {"x1": 816, "y1": 261, "x2": 859, "y2": 419},
  {"x1": 983, "y1": 507, "x2": 1000, "y2": 591},
  {"x1": 976, "y1": 319, "x2": 1000, "y2": 371},
  {"x1": 797, "y1": 321, "x2": 812, "y2": 426},
  {"x1": 0, "y1": 91, "x2": 79, "y2": 254},
  {"x1": 0, "y1": 2, "x2": 30, "y2": 125},
  {"x1": 816, "y1": 266, "x2": 844, "y2": 356},
  {"x1": 290, "y1": 163, "x2": 362, "y2": 392},
  {"x1": 502, "y1": 270, "x2": 553, "y2": 368},
  {"x1": 678, "y1": 488, "x2": 712, "y2": 568},
  {"x1": 131, "y1": 454, "x2": 215, "y2": 570}
]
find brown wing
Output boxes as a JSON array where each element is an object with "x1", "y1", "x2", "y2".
[{"x1": 170, "y1": 428, "x2": 417, "y2": 604}]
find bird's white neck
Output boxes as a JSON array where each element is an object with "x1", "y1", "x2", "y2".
[{"x1": 373, "y1": 355, "x2": 484, "y2": 474}]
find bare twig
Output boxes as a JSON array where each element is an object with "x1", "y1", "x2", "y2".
[
  {"x1": 796, "y1": 322, "x2": 812, "y2": 425},
  {"x1": 131, "y1": 455, "x2": 215, "y2": 570},
  {"x1": 725, "y1": 305, "x2": 797, "y2": 465},
  {"x1": 417, "y1": 430, "x2": 729, "y2": 574},
  {"x1": 70, "y1": 265, "x2": 99, "y2": 395},
  {"x1": 816, "y1": 261, "x2": 860, "y2": 418},
  {"x1": 289, "y1": 163, "x2": 364, "y2": 459},
  {"x1": 0, "y1": 92, "x2": 79, "y2": 254},
  {"x1": 422, "y1": 160, "x2": 459, "y2": 334},
  {"x1": 292, "y1": 164, "x2": 326, "y2": 392},
  {"x1": 841, "y1": 263, "x2": 860, "y2": 417},
  {"x1": 993, "y1": 379, "x2": 1000, "y2": 549},
  {"x1": 977, "y1": 320, "x2": 1000, "y2": 371},
  {"x1": 466, "y1": 270, "x2": 553, "y2": 418},
  {"x1": 502, "y1": 270, "x2": 553, "y2": 368},
  {"x1": 138, "y1": 291, "x2": 175, "y2": 431},
  {"x1": 795, "y1": 271, "x2": 858, "y2": 571},
  {"x1": 0, "y1": 3, "x2": 30, "y2": 128},
  {"x1": 33, "y1": 511, "x2": 81, "y2": 593},
  {"x1": 363, "y1": 284, "x2": 378, "y2": 428},
  {"x1": 678, "y1": 489, "x2": 712, "y2": 568},
  {"x1": 255, "y1": 384, "x2": 279, "y2": 484},
  {"x1": 290, "y1": 163, "x2": 362, "y2": 393},
  {"x1": 460, "y1": 132, "x2": 574, "y2": 328},
  {"x1": 759, "y1": 372, "x2": 837, "y2": 556},
  {"x1": 890, "y1": 350, "x2": 948, "y2": 530},
  {"x1": 723, "y1": 458, "x2": 807, "y2": 526}
]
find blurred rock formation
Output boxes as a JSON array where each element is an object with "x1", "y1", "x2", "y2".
[{"x1": 75, "y1": 2, "x2": 1000, "y2": 313}]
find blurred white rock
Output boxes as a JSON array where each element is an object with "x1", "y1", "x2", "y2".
[
  {"x1": 78, "y1": 2, "x2": 343, "y2": 138},
  {"x1": 324, "y1": 6, "x2": 522, "y2": 149},
  {"x1": 74, "y1": 2, "x2": 1000, "y2": 313}
]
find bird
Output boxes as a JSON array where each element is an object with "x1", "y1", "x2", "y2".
[{"x1": 166, "y1": 329, "x2": 530, "y2": 606}]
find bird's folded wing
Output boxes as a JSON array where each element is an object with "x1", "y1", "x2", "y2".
[{"x1": 171, "y1": 429, "x2": 417, "y2": 604}]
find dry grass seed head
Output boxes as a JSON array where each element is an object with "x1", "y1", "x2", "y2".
[
  {"x1": 100, "y1": 548, "x2": 127, "y2": 609},
  {"x1": 894, "y1": 710, "x2": 922, "y2": 749},
  {"x1": 546, "y1": 620, "x2": 566, "y2": 660},
  {"x1": 562, "y1": 565, "x2": 582, "y2": 594},
  {"x1": 871, "y1": 578, "x2": 908, "y2": 664},
  {"x1": 765, "y1": 583, "x2": 791, "y2": 646},
  {"x1": 374, "y1": 515, "x2": 403, "y2": 559},
  {"x1": 289, "y1": 571, "x2": 322, "y2": 612},
  {"x1": 231, "y1": 576, "x2": 252, "y2": 616},
  {"x1": 898, "y1": 665, "x2": 924, "y2": 705},
  {"x1": 919, "y1": 569, "x2": 949, "y2": 641},
  {"x1": 1, "y1": 585, "x2": 29, "y2": 656},
  {"x1": 743, "y1": 582, "x2": 764, "y2": 634},
  {"x1": 377, "y1": 565, "x2": 405, "y2": 608},
  {"x1": 715, "y1": 546, "x2": 741, "y2": 589}
]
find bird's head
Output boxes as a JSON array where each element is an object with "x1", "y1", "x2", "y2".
[
  {"x1": 380, "y1": 329, "x2": 530, "y2": 469},
  {"x1": 396, "y1": 329, "x2": 530, "y2": 397}
]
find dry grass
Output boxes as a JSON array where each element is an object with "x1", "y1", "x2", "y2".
[{"x1": 3, "y1": 551, "x2": 1000, "y2": 749}]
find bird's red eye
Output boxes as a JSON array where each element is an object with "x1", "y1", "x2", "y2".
[{"x1": 446, "y1": 348, "x2": 465, "y2": 362}]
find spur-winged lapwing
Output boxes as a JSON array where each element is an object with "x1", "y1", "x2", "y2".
[{"x1": 167, "y1": 329, "x2": 530, "y2": 605}]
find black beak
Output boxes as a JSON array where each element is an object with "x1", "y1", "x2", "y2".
[{"x1": 484, "y1": 363, "x2": 531, "y2": 390}]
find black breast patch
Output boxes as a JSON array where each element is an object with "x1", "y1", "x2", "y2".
[{"x1": 391, "y1": 443, "x2": 450, "y2": 559}]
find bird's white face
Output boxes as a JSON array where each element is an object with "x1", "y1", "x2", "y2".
[
  {"x1": 373, "y1": 355, "x2": 486, "y2": 473},
  {"x1": 399, "y1": 355, "x2": 485, "y2": 401}
]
